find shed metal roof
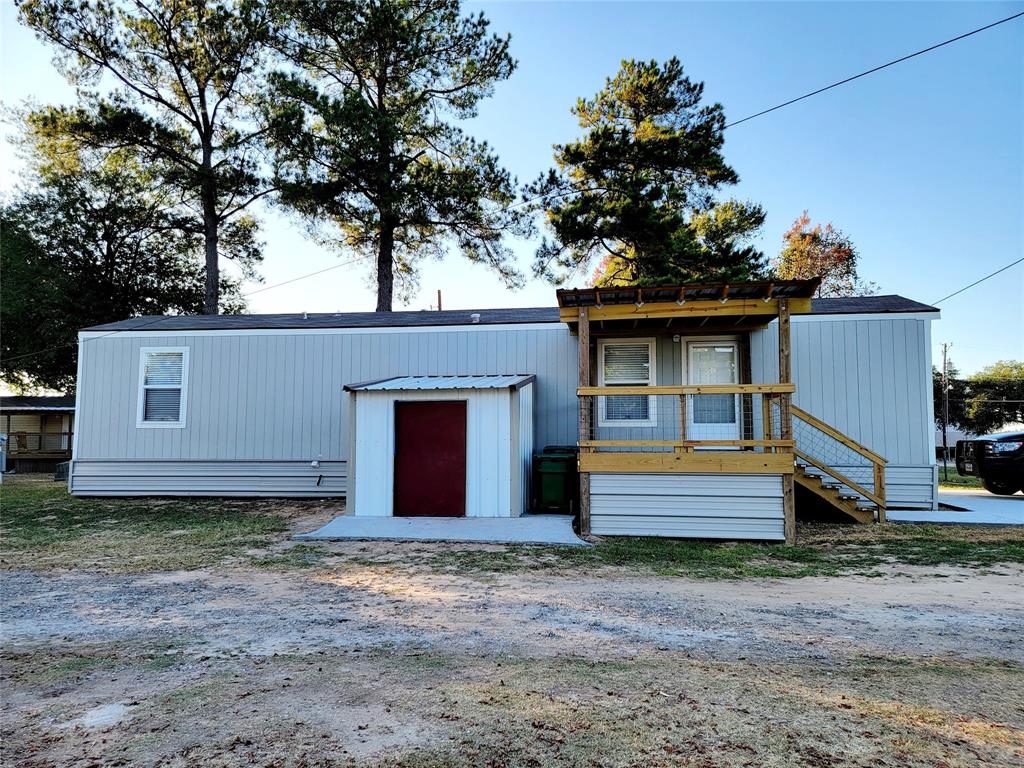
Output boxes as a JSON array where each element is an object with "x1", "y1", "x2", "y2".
[
  {"x1": 82, "y1": 295, "x2": 937, "y2": 333},
  {"x1": 0, "y1": 395, "x2": 76, "y2": 411},
  {"x1": 345, "y1": 375, "x2": 536, "y2": 392}
]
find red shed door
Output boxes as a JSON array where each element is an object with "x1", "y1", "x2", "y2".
[{"x1": 393, "y1": 401, "x2": 467, "y2": 517}]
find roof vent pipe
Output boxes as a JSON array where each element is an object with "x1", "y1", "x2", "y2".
[
  {"x1": 470, "y1": 313, "x2": 481, "y2": 324},
  {"x1": 303, "y1": 311, "x2": 308, "y2": 320}
]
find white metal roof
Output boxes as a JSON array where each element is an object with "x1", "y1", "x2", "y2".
[{"x1": 345, "y1": 374, "x2": 535, "y2": 392}]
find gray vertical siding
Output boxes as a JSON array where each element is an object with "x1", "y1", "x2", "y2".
[
  {"x1": 71, "y1": 312, "x2": 936, "y2": 507},
  {"x1": 750, "y1": 315, "x2": 936, "y2": 508},
  {"x1": 71, "y1": 325, "x2": 576, "y2": 495}
]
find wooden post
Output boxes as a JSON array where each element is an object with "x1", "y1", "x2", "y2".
[
  {"x1": 577, "y1": 307, "x2": 591, "y2": 536},
  {"x1": 874, "y1": 462, "x2": 887, "y2": 523},
  {"x1": 676, "y1": 393, "x2": 687, "y2": 452},
  {"x1": 778, "y1": 299, "x2": 796, "y2": 545},
  {"x1": 761, "y1": 395, "x2": 773, "y2": 443}
]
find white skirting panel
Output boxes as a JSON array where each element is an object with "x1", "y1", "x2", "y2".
[
  {"x1": 817, "y1": 464, "x2": 937, "y2": 510},
  {"x1": 590, "y1": 473, "x2": 785, "y2": 540},
  {"x1": 69, "y1": 460, "x2": 346, "y2": 497}
]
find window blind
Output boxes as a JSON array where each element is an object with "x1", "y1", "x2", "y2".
[
  {"x1": 602, "y1": 342, "x2": 652, "y2": 423},
  {"x1": 144, "y1": 353, "x2": 184, "y2": 386},
  {"x1": 143, "y1": 389, "x2": 181, "y2": 422},
  {"x1": 141, "y1": 351, "x2": 184, "y2": 423},
  {"x1": 603, "y1": 343, "x2": 651, "y2": 383}
]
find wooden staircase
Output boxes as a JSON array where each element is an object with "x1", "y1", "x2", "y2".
[
  {"x1": 794, "y1": 462, "x2": 880, "y2": 523},
  {"x1": 768, "y1": 401, "x2": 888, "y2": 524},
  {"x1": 791, "y1": 406, "x2": 887, "y2": 523}
]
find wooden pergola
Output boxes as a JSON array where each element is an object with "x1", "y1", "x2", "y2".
[{"x1": 556, "y1": 279, "x2": 821, "y2": 544}]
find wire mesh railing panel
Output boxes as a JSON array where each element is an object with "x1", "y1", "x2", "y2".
[
  {"x1": 768, "y1": 399, "x2": 879, "y2": 499},
  {"x1": 580, "y1": 391, "x2": 786, "y2": 453},
  {"x1": 1, "y1": 432, "x2": 72, "y2": 453}
]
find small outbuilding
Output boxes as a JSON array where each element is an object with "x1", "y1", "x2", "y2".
[
  {"x1": 343, "y1": 375, "x2": 535, "y2": 518},
  {"x1": 1, "y1": 395, "x2": 76, "y2": 473}
]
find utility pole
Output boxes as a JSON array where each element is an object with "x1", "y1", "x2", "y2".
[{"x1": 941, "y1": 342, "x2": 952, "y2": 479}]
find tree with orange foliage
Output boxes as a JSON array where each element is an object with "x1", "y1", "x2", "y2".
[{"x1": 773, "y1": 212, "x2": 877, "y2": 297}]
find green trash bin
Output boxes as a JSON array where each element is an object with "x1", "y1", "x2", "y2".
[{"x1": 533, "y1": 446, "x2": 578, "y2": 513}]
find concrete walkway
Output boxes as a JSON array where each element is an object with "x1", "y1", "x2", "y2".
[
  {"x1": 888, "y1": 487, "x2": 1024, "y2": 526},
  {"x1": 295, "y1": 513, "x2": 590, "y2": 546}
]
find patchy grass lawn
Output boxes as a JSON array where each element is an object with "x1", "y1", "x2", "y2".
[
  {"x1": 2, "y1": 644, "x2": 1021, "y2": 767},
  {"x1": 348, "y1": 521, "x2": 1024, "y2": 579},
  {"x1": 939, "y1": 466, "x2": 984, "y2": 489},
  {"x1": 0, "y1": 475, "x2": 333, "y2": 572},
  {"x1": 3, "y1": 475, "x2": 1023, "y2": 578}
]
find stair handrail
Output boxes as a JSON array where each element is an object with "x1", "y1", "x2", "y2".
[
  {"x1": 790, "y1": 405, "x2": 887, "y2": 466},
  {"x1": 787, "y1": 404, "x2": 887, "y2": 521},
  {"x1": 795, "y1": 449, "x2": 884, "y2": 509}
]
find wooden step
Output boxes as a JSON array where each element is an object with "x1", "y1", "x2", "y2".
[{"x1": 794, "y1": 470, "x2": 875, "y2": 524}]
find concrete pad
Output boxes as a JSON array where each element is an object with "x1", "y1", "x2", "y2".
[
  {"x1": 889, "y1": 488, "x2": 1024, "y2": 526},
  {"x1": 294, "y1": 514, "x2": 590, "y2": 547}
]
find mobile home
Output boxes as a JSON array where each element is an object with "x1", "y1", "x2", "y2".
[{"x1": 70, "y1": 281, "x2": 939, "y2": 542}]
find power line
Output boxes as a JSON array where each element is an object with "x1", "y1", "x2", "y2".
[
  {"x1": 2, "y1": 255, "x2": 371, "y2": 365},
  {"x1": 932, "y1": 256, "x2": 1024, "y2": 305},
  {"x1": 726, "y1": 11, "x2": 1024, "y2": 128},
  {"x1": 241, "y1": 255, "x2": 367, "y2": 297}
]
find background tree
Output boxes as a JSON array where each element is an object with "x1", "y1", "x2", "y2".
[
  {"x1": 773, "y1": 211, "x2": 877, "y2": 297},
  {"x1": 1, "y1": 144, "x2": 247, "y2": 392},
  {"x1": 267, "y1": 0, "x2": 530, "y2": 311},
  {"x1": 19, "y1": 0, "x2": 273, "y2": 314},
  {"x1": 931, "y1": 358, "x2": 1024, "y2": 437},
  {"x1": 963, "y1": 361, "x2": 1024, "y2": 435},
  {"x1": 529, "y1": 57, "x2": 766, "y2": 286}
]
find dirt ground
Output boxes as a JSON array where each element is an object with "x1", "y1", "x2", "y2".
[{"x1": 3, "y1": 492, "x2": 1024, "y2": 766}]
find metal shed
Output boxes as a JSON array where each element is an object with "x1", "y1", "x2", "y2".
[{"x1": 344, "y1": 375, "x2": 536, "y2": 518}]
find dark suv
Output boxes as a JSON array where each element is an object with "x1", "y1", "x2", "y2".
[{"x1": 956, "y1": 431, "x2": 1024, "y2": 495}]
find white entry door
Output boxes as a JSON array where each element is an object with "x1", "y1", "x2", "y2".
[{"x1": 687, "y1": 341, "x2": 740, "y2": 442}]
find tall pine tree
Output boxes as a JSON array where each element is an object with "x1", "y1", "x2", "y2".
[
  {"x1": 529, "y1": 58, "x2": 766, "y2": 286},
  {"x1": 267, "y1": 0, "x2": 529, "y2": 311}
]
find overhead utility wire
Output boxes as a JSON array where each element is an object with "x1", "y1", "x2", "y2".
[
  {"x1": 7, "y1": 13, "x2": 1024, "y2": 364},
  {"x1": 932, "y1": 256, "x2": 1024, "y2": 305},
  {"x1": 725, "y1": 11, "x2": 1024, "y2": 128}
]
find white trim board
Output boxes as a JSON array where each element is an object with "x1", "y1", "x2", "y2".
[
  {"x1": 77, "y1": 312, "x2": 939, "y2": 341},
  {"x1": 79, "y1": 322, "x2": 565, "y2": 340},
  {"x1": 792, "y1": 312, "x2": 939, "y2": 323}
]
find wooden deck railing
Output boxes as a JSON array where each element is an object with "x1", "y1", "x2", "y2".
[
  {"x1": 576, "y1": 384, "x2": 796, "y2": 474},
  {"x1": 2, "y1": 432, "x2": 73, "y2": 456}
]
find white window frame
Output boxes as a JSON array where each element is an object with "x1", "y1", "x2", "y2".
[
  {"x1": 136, "y1": 347, "x2": 189, "y2": 429},
  {"x1": 597, "y1": 338, "x2": 657, "y2": 427}
]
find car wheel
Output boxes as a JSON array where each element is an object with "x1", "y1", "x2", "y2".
[{"x1": 982, "y1": 478, "x2": 1021, "y2": 496}]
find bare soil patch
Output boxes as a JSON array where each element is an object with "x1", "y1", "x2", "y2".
[{"x1": 3, "y1": 476, "x2": 1024, "y2": 765}]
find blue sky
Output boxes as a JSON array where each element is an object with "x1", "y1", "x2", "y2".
[{"x1": 2, "y1": 1, "x2": 1022, "y2": 374}]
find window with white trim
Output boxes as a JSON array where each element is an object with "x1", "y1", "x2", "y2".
[
  {"x1": 137, "y1": 348, "x2": 188, "y2": 427},
  {"x1": 598, "y1": 339, "x2": 656, "y2": 426}
]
